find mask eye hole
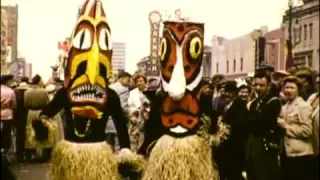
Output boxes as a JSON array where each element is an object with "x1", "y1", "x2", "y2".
[
  {"x1": 159, "y1": 38, "x2": 167, "y2": 62},
  {"x1": 189, "y1": 37, "x2": 202, "y2": 59},
  {"x1": 98, "y1": 28, "x2": 112, "y2": 51},
  {"x1": 72, "y1": 28, "x2": 92, "y2": 50}
]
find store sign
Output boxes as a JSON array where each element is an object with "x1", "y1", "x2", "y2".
[{"x1": 1, "y1": 9, "x2": 8, "y2": 74}]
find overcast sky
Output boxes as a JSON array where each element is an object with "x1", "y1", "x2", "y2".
[{"x1": 3, "y1": 0, "x2": 296, "y2": 81}]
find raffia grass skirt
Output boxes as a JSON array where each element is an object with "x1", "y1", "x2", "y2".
[
  {"x1": 50, "y1": 140, "x2": 120, "y2": 180},
  {"x1": 142, "y1": 135, "x2": 219, "y2": 180}
]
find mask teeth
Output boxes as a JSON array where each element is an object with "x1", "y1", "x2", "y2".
[{"x1": 71, "y1": 84, "x2": 105, "y2": 103}]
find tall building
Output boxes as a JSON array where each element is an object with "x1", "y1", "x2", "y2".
[
  {"x1": 264, "y1": 29, "x2": 286, "y2": 71},
  {"x1": 136, "y1": 56, "x2": 149, "y2": 75},
  {"x1": 282, "y1": 0, "x2": 319, "y2": 69},
  {"x1": 1, "y1": 5, "x2": 18, "y2": 63},
  {"x1": 112, "y1": 42, "x2": 126, "y2": 74},
  {"x1": 211, "y1": 26, "x2": 268, "y2": 79},
  {"x1": 24, "y1": 63, "x2": 32, "y2": 79},
  {"x1": 8, "y1": 56, "x2": 25, "y2": 80}
]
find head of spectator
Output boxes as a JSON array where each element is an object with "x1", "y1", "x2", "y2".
[
  {"x1": 117, "y1": 71, "x2": 132, "y2": 87},
  {"x1": 217, "y1": 81, "x2": 226, "y2": 97},
  {"x1": 31, "y1": 74, "x2": 44, "y2": 88},
  {"x1": 236, "y1": 78, "x2": 251, "y2": 102},
  {"x1": 258, "y1": 61, "x2": 275, "y2": 77},
  {"x1": 253, "y1": 71, "x2": 272, "y2": 98},
  {"x1": 134, "y1": 74, "x2": 147, "y2": 91},
  {"x1": 0, "y1": 74, "x2": 14, "y2": 86},
  {"x1": 211, "y1": 74, "x2": 225, "y2": 87},
  {"x1": 224, "y1": 80, "x2": 238, "y2": 102},
  {"x1": 282, "y1": 76, "x2": 302, "y2": 101}
]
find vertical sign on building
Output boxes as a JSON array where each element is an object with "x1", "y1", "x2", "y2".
[
  {"x1": 148, "y1": 11, "x2": 162, "y2": 76},
  {"x1": 1, "y1": 9, "x2": 8, "y2": 75}
]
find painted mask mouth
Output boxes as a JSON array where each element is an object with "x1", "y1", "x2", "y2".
[{"x1": 70, "y1": 84, "x2": 106, "y2": 104}]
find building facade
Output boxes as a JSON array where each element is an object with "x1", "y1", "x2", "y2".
[
  {"x1": 1, "y1": 5, "x2": 18, "y2": 64},
  {"x1": 282, "y1": 0, "x2": 319, "y2": 69},
  {"x1": 211, "y1": 36, "x2": 227, "y2": 76},
  {"x1": 202, "y1": 45, "x2": 212, "y2": 80},
  {"x1": 264, "y1": 28, "x2": 286, "y2": 71},
  {"x1": 112, "y1": 42, "x2": 126, "y2": 74},
  {"x1": 211, "y1": 26, "x2": 268, "y2": 79}
]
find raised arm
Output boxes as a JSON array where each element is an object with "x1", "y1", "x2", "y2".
[
  {"x1": 138, "y1": 92, "x2": 163, "y2": 156},
  {"x1": 40, "y1": 88, "x2": 66, "y2": 118},
  {"x1": 108, "y1": 89, "x2": 130, "y2": 149}
]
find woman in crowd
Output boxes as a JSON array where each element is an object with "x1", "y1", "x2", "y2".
[
  {"x1": 307, "y1": 73, "x2": 319, "y2": 179},
  {"x1": 277, "y1": 76, "x2": 315, "y2": 180}
]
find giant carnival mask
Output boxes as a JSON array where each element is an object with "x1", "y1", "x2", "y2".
[
  {"x1": 64, "y1": 0, "x2": 112, "y2": 119},
  {"x1": 159, "y1": 21, "x2": 204, "y2": 136}
]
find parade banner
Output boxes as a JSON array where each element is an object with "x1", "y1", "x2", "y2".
[{"x1": 1, "y1": 9, "x2": 8, "y2": 74}]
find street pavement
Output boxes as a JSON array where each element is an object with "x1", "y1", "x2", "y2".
[{"x1": 17, "y1": 163, "x2": 49, "y2": 180}]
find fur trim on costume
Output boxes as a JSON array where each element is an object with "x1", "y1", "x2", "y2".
[
  {"x1": 117, "y1": 148, "x2": 146, "y2": 172},
  {"x1": 197, "y1": 115, "x2": 230, "y2": 147},
  {"x1": 25, "y1": 118, "x2": 57, "y2": 153},
  {"x1": 142, "y1": 135, "x2": 219, "y2": 180},
  {"x1": 50, "y1": 140, "x2": 120, "y2": 180}
]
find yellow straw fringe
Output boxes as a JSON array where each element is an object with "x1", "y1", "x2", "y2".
[
  {"x1": 50, "y1": 140, "x2": 120, "y2": 180},
  {"x1": 142, "y1": 135, "x2": 219, "y2": 180}
]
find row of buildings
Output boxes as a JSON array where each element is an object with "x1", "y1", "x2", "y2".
[
  {"x1": 1, "y1": 4, "x2": 33, "y2": 80},
  {"x1": 137, "y1": 0, "x2": 319, "y2": 80}
]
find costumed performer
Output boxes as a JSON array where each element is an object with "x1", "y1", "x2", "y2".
[
  {"x1": 138, "y1": 18, "x2": 229, "y2": 180},
  {"x1": 37, "y1": 0, "x2": 137, "y2": 179}
]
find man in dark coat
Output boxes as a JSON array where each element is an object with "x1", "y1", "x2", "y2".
[
  {"x1": 215, "y1": 80, "x2": 249, "y2": 180},
  {"x1": 14, "y1": 77, "x2": 29, "y2": 162},
  {"x1": 246, "y1": 71, "x2": 283, "y2": 180}
]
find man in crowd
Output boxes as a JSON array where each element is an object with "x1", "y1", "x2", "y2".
[
  {"x1": 106, "y1": 71, "x2": 132, "y2": 151},
  {"x1": 246, "y1": 71, "x2": 282, "y2": 180},
  {"x1": 1, "y1": 74, "x2": 17, "y2": 156},
  {"x1": 216, "y1": 80, "x2": 248, "y2": 180}
]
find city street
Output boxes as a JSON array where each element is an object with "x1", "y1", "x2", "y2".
[{"x1": 17, "y1": 163, "x2": 49, "y2": 180}]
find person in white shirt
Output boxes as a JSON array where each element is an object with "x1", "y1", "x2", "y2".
[
  {"x1": 128, "y1": 74, "x2": 147, "y2": 116},
  {"x1": 105, "y1": 72, "x2": 132, "y2": 151},
  {"x1": 127, "y1": 74, "x2": 148, "y2": 152}
]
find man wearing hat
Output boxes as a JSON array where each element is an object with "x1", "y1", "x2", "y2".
[{"x1": 215, "y1": 80, "x2": 249, "y2": 180}]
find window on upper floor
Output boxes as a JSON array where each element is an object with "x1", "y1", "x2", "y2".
[
  {"x1": 216, "y1": 62, "x2": 219, "y2": 73},
  {"x1": 226, "y1": 61, "x2": 229, "y2": 73},
  {"x1": 304, "y1": 24, "x2": 307, "y2": 41},
  {"x1": 233, "y1": 59, "x2": 236, "y2": 72},
  {"x1": 240, "y1": 58, "x2": 243, "y2": 71},
  {"x1": 309, "y1": 23, "x2": 313, "y2": 39}
]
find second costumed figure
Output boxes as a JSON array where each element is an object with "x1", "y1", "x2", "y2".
[{"x1": 139, "y1": 19, "x2": 229, "y2": 180}]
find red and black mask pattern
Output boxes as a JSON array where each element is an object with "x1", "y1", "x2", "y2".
[{"x1": 159, "y1": 21, "x2": 205, "y2": 136}]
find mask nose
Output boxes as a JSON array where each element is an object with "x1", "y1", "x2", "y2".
[{"x1": 86, "y1": 43, "x2": 100, "y2": 85}]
